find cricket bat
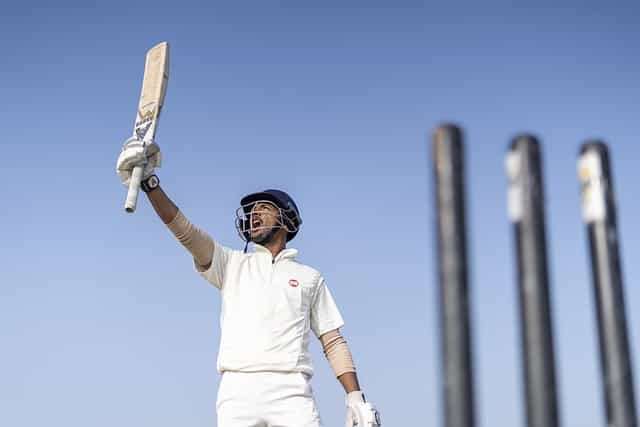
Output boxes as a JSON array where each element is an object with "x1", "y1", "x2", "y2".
[{"x1": 124, "y1": 41, "x2": 170, "y2": 213}]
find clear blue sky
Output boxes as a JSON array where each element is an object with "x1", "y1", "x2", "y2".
[{"x1": 1, "y1": 1, "x2": 639, "y2": 426}]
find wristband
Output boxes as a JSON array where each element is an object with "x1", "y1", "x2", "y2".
[{"x1": 141, "y1": 174, "x2": 160, "y2": 193}]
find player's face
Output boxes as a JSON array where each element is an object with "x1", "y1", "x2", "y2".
[{"x1": 250, "y1": 202, "x2": 281, "y2": 241}]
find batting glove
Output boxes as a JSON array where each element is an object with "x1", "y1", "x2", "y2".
[
  {"x1": 116, "y1": 136, "x2": 162, "y2": 186},
  {"x1": 345, "y1": 391, "x2": 381, "y2": 426}
]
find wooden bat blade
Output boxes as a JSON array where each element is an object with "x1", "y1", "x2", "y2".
[
  {"x1": 124, "y1": 41, "x2": 170, "y2": 213},
  {"x1": 135, "y1": 41, "x2": 169, "y2": 144}
]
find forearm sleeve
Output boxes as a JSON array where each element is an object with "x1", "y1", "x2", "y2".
[
  {"x1": 166, "y1": 210, "x2": 214, "y2": 268},
  {"x1": 320, "y1": 329, "x2": 356, "y2": 378}
]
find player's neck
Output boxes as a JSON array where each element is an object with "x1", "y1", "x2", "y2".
[{"x1": 260, "y1": 233, "x2": 287, "y2": 259}]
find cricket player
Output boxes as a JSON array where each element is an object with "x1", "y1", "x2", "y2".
[{"x1": 117, "y1": 138, "x2": 381, "y2": 426}]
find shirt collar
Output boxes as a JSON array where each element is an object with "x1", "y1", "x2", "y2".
[{"x1": 253, "y1": 244, "x2": 298, "y2": 262}]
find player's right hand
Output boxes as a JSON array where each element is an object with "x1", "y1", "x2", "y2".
[{"x1": 116, "y1": 136, "x2": 162, "y2": 186}]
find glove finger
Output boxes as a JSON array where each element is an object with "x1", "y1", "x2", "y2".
[
  {"x1": 147, "y1": 151, "x2": 161, "y2": 169},
  {"x1": 118, "y1": 157, "x2": 145, "y2": 172},
  {"x1": 117, "y1": 150, "x2": 146, "y2": 171},
  {"x1": 122, "y1": 135, "x2": 142, "y2": 145},
  {"x1": 362, "y1": 404, "x2": 380, "y2": 426},
  {"x1": 345, "y1": 408, "x2": 356, "y2": 427},
  {"x1": 118, "y1": 169, "x2": 132, "y2": 187},
  {"x1": 363, "y1": 402, "x2": 377, "y2": 419},
  {"x1": 145, "y1": 141, "x2": 160, "y2": 156}
]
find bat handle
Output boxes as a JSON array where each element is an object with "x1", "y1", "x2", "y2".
[{"x1": 124, "y1": 165, "x2": 145, "y2": 213}]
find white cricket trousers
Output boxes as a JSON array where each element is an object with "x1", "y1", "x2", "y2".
[{"x1": 216, "y1": 371, "x2": 323, "y2": 427}]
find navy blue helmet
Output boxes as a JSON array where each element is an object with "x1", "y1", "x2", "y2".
[{"x1": 235, "y1": 189, "x2": 303, "y2": 242}]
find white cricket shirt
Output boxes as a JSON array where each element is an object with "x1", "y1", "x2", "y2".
[{"x1": 197, "y1": 242, "x2": 345, "y2": 376}]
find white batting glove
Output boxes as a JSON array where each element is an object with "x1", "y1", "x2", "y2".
[
  {"x1": 345, "y1": 391, "x2": 381, "y2": 426},
  {"x1": 116, "y1": 136, "x2": 162, "y2": 186}
]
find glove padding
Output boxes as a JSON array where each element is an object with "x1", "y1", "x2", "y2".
[
  {"x1": 116, "y1": 136, "x2": 162, "y2": 186},
  {"x1": 345, "y1": 391, "x2": 381, "y2": 426}
]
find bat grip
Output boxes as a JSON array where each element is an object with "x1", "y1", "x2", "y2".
[{"x1": 124, "y1": 165, "x2": 145, "y2": 213}]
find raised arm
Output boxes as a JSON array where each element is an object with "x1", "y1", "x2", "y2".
[
  {"x1": 146, "y1": 184, "x2": 178, "y2": 224},
  {"x1": 116, "y1": 138, "x2": 214, "y2": 271},
  {"x1": 145, "y1": 184, "x2": 213, "y2": 271}
]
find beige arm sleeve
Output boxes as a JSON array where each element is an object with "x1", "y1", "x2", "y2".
[
  {"x1": 320, "y1": 329, "x2": 356, "y2": 378},
  {"x1": 166, "y1": 210, "x2": 214, "y2": 269}
]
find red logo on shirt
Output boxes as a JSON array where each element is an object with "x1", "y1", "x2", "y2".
[{"x1": 289, "y1": 279, "x2": 299, "y2": 287}]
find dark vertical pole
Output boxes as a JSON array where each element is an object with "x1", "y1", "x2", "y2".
[
  {"x1": 432, "y1": 124, "x2": 476, "y2": 427},
  {"x1": 505, "y1": 135, "x2": 561, "y2": 427},
  {"x1": 578, "y1": 142, "x2": 638, "y2": 427}
]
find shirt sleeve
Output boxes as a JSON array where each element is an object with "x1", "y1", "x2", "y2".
[
  {"x1": 311, "y1": 277, "x2": 345, "y2": 338},
  {"x1": 194, "y1": 239, "x2": 233, "y2": 290}
]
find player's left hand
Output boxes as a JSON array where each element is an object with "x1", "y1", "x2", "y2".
[
  {"x1": 345, "y1": 391, "x2": 381, "y2": 426},
  {"x1": 116, "y1": 136, "x2": 162, "y2": 186}
]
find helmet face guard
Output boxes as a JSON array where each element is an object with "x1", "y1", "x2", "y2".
[{"x1": 235, "y1": 190, "x2": 302, "y2": 242}]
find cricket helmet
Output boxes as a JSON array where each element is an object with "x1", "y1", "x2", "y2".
[{"x1": 235, "y1": 189, "x2": 303, "y2": 242}]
